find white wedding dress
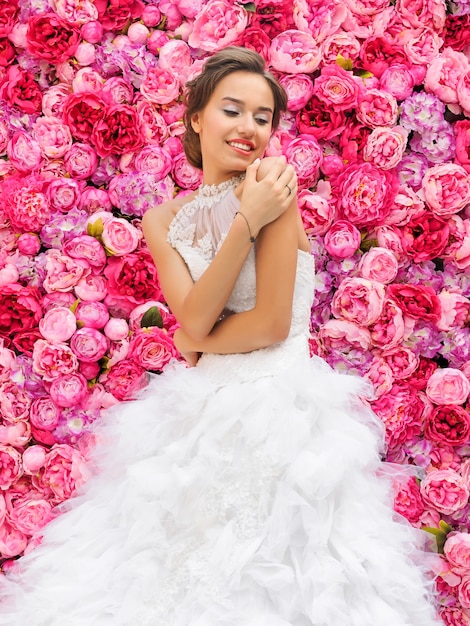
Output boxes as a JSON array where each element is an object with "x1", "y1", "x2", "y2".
[{"x1": 0, "y1": 178, "x2": 442, "y2": 625}]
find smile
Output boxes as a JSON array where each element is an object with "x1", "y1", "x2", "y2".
[{"x1": 227, "y1": 141, "x2": 254, "y2": 153}]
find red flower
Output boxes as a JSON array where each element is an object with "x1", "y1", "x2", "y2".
[
  {"x1": 91, "y1": 104, "x2": 144, "y2": 158},
  {"x1": 425, "y1": 405, "x2": 470, "y2": 448},
  {"x1": 104, "y1": 250, "x2": 161, "y2": 304},
  {"x1": 407, "y1": 358, "x2": 438, "y2": 391},
  {"x1": 0, "y1": 65, "x2": 42, "y2": 114},
  {"x1": 338, "y1": 119, "x2": 371, "y2": 163},
  {"x1": 387, "y1": 283, "x2": 441, "y2": 323},
  {"x1": 250, "y1": 0, "x2": 295, "y2": 38},
  {"x1": 0, "y1": 0, "x2": 19, "y2": 38},
  {"x1": 26, "y1": 14, "x2": 81, "y2": 64},
  {"x1": 296, "y1": 95, "x2": 347, "y2": 141},
  {"x1": 443, "y1": 14, "x2": 470, "y2": 53},
  {"x1": 359, "y1": 36, "x2": 409, "y2": 79},
  {"x1": 0, "y1": 38, "x2": 16, "y2": 68},
  {"x1": 95, "y1": 0, "x2": 145, "y2": 31},
  {"x1": 0, "y1": 284, "x2": 43, "y2": 337},
  {"x1": 101, "y1": 358, "x2": 148, "y2": 401},
  {"x1": 401, "y1": 210, "x2": 450, "y2": 263},
  {"x1": 393, "y1": 477, "x2": 425, "y2": 524},
  {"x1": 234, "y1": 27, "x2": 271, "y2": 58},
  {"x1": 62, "y1": 92, "x2": 106, "y2": 142}
]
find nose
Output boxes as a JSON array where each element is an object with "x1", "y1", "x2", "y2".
[{"x1": 237, "y1": 113, "x2": 256, "y2": 136}]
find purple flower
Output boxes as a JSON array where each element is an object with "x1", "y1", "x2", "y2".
[
  {"x1": 399, "y1": 91, "x2": 446, "y2": 134},
  {"x1": 396, "y1": 152, "x2": 429, "y2": 189},
  {"x1": 409, "y1": 122, "x2": 456, "y2": 164},
  {"x1": 40, "y1": 208, "x2": 89, "y2": 249},
  {"x1": 440, "y1": 327, "x2": 470, "y2": 367},
  {"x1": 403, "y1": 321, "x2": 443, "y2": 358}
]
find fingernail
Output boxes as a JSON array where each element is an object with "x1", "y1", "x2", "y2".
[{"x1": 253, "y1": 158, "x2": 260, "y2": 165}]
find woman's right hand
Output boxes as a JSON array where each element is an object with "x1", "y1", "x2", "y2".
[{"x1": 239, "y1": 156, "x2": 297, "y2": 237}]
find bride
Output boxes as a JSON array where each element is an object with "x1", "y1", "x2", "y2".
[{"x1": 0, "y1": 46, "x2": 441, "y2": 625}]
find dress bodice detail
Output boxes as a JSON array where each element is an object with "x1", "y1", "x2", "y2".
[{"x1": 167, "y1": 177, "x2": 315, "y2": 379}]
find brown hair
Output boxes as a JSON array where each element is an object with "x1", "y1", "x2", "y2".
[{"x1": 182, "y1": 46, "x2": 287, "y2": 169}]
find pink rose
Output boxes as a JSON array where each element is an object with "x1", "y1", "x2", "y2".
[
  {"x1": 43, "y1": 249, "x2": 88, "y2": 293},
  {"x1": 332, "y1": 277, "x2": 386, "y2": 326},
  {"x1": 128, "y1": 327, "x2": 177, "y2": 372},
  {"x1": 445, "y1": 532, "x2": 470, "y2": 570},
  {"x1": 313, "y1": 64, "x2": 361, "y2": 111},
  {"x1": 188, "y1": 0, "x2": 248, "y2": 52},
  {"x1": 46, "y1": 178, "x2": 82, "y2": 214},
  {"x1": 39, "y1": 307, "x2": 77, "y2": 343},
  {"x1": 32, "y1": 340, "x2": 78, "y2": 381},
  {"x1": 74, "y1": 274, "x2": 108, "y2": 302},
  {"x1": 364, "y1": 357, "x2": 393, "y2": 398},
  {"x1": 293, "y1": 0, "x2": 347, "y2": 43},
  {"x1": 64, "y1": 142, "x2": 98, "y2": 180},
  {"x1": 103, "y1": 318, "x2": 129, "y2": 341},
  {"x1": 439, "y1": 607, "x2": 470, "y2": 626},
  {"x1": 17, "y1": 233, "x2": 41, "y2": 256},
  {"x1": 422, "y1": 164, "x2": 470, "y2": 217},
  {"x1": 379, "y1": 64, "x2": 415, "y2": 101},
  {"x1": 41, "y1": 444, "x2": 91, "y2": 502},
  {"x1": 396, "y1": 0, "x2": 446, "y2": 31},
  {"x1": 0, "y1": 445, "x2": 22, "y2": 489},
  {"x1": 455, "y1": 121, "x2": 470, "y2": 174},
  {"x1": 443, "y1": 216, "x2": 470, "y2": 270},
  {"x1": 140, "y1": 67, "x2": 180, "y2": 105},
  {"x1": 0, "y1": 522, "x2": 27, "y2": 558},
  {"x1": 70, "y1": 327, "x2": 108, "y2": 363},
  {"x1": 404, "y1": 29, "x2": 442, "y2": 66},
  {"x1": 356, "y1": 89, "x2": 398, "y2": 128},
  {"x1": 278, "y1": 74, "x2": 314, "y2": 112},
  {"x1": 420, "y1": 469, "x2": 469, "y2": 515},
  {"x1": 32, "y1": 116, "x2": 73, "y2": 159},
  {"x1": 363, "y1": 126, "x2": 408, "y2": 170},
  {"x1": 318, "y1": 319, "x2": 371, "y2": 354},
  {"x1": 91, "y1": 104, "x2": 143, "y2": 158},
  {"x1": 382, "y1": 346, "x2": 419, "y2": 380},
  {"x1": 0, "y1": 382, "x2": 31, "y2": 424},
  {"x1": 424, "y1": 48, "x2": 469, "y2": 104},
  {"x1": 49, "y1": 373, "x2": 88, "y2": 409},
  {"x1": 388, "y1": 283, "x2": 441, "y2": 322},
  {"x1": 284, "y1": 134, "x2": 323, "y2": 188},
  {"x1": 426, "y1": 368, "x2": 470, "y2": 406},
  {"x1": 298, "y1": 186, "x2": 336, "y2": 237},
  {"x1": 6, "y1": 497, "x2": 52, "y2": 536},
  {"x1": 269, "y1": 29, "x2": 322, "y2": 74},
  {"x1": 158, "y1": 40, "x2": 192, "y2": 85},
  {"x1": 7, "y1": 131, "x2": 43, "y2": 173},
  {"x1": 75, "y1": 301, "x2": 109, "y2": 329},
  {"x1": 29, "y1": 397, "x2": 60, "y2": 432},
  {"x1": 333, "y1": 162, "x2": 398, "y2": 228},
  {"x1": 358, "y1": 247, "x2": 398, "y2": 284},
  {"x1": 80, "y1": 20, "x2": 103, "y2": 43},
  {"x1": 393, "y1": 476, "x2": 425, "y2": 524},
  {"x1": 100, "y1": 358, "x2": 148, "y2": 401},
  {"x1": 100, "y1": 218, "x2": 141, "y2": 256},
  {"x1": 371, "y1": 384, "x2": 424, "y2": 449},
  {"x1": 321, "y1": 31, "x2": 361, "y2": 64},
  {"x1": 22, "y1": 446, "x2": 47, "y2": 475},
  {"x1": 63, "y1": 235, "x2": 107, "y2": 270},
  {"x1": 1, "y1": 174, "x2": 50, "y2": 233},
  {"x1": 436, "y1": 290, "x2": 470, "y2": 332},
  {"x1": 171, "y1": 152, "x2": 203, "y2": 190},
  {"x1": 324, "y1": 220, "x2": 361, "y2": 258}
]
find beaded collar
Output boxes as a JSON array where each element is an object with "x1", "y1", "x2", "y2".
[{"x1": 198, "y1": 175, "x2": 245, "y2": 198}]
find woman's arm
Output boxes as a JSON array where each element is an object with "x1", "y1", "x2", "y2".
[
  {"x1": 142, "y1": 157, "x2": 296, "y2": 341},
  {"x1": 174, "y1": 194, "x2": 300, "y2": 355}
]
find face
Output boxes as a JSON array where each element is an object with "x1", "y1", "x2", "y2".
[{"x1": 190, "y1": 71, "x2": 275, "y2": 184}]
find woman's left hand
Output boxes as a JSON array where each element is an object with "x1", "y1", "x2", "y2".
[{"x1": 173, "y1": 328, "x2": 200, "y2": 367}]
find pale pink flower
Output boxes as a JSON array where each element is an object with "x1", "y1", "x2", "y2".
[
  {"x1": 422, "y1": 163, "x2": 470, "y2": 217},
  {"x1": 420, "y1": 469, "x2": 469, "y2": 515},
  {"x1": 437, "y1": 289, "x2": 470, "y2": 331},
  {"x1": 29, "y1": 397, "x2": 60, "y2": 432},
  {"x1": 0, "y1": 383, "x2": 32, "y2": 424},
  {"x1": 443, "y1": 216, "x2": 470, "y2": 270},
  {"x1": 298, "y1": 184, "x2": 335, "y2": 237},
  {"x1": 32, "y1": 340, "x2": 79, "y2": 382},
  {"x1": 22, "y1": 446, "x2": 47, "y2": 475},
  {"x1": 332, "y1": 277, "x2": 386, "y2": 326},
  {"x1": 293, "y1": 0, "x2": 347, "y2": 43},
  {"x1": 319, "y1": 319, "x2": 372, "y2": 353},
  {"x1": 158, "y1": 40, "x2": 192, "y2": 85},
  {"x1": 32, "y1": 116, "x2": 73, "y2": 159},
  {"x1": 39, "y1": 307, "x2": 77, "y2": 343},
  {"x1": 379, "y1": 64, "x2": 415, "y2": 101},
  {"x1": 75, "y1": 301, "x2": 109, "y2": 329},
  {"x1": 55, "y1": 0, "x2": 98, "y2": 23},
  {"x1": 369, "y1": 299, "x2": 405, "y2": 349},
  {"x1": 43, "y1": 249, "x2": 88, "y2": 293},
  {"x1": 403, "y1": 29, "x2": 443, "y2": 66},
  {"x1": 103, "y1": 318, "x2": 129, "y2": 341},
  {"x1": 70, "y1": 327, "x2": 108, "y2": 363},
  {"x1": 321, "y1": 31, "x2": 361, "y2": 64},
  {"x1": 74, "y1": 275, "x2": 108, "y2": 302},
  {"x1": 0, "y1": 522, "x2": 27, "y2": 558},
  {"x1": 382, "y1": 346, "x2": 419, "y2": 379},
  {"x1": 426, "y1": 368, "x2": 470, "y2": 405},
  {"x1": 41, "y1": 444, "x2": 91, "y2": 501},
  {"x1": 395, "y1": 0, "x2": 446, "y2": 31},
  {"x1": 313, "y1": 64, "x2": 362, "y2": 111},
  {"x1": 359, "y1": 247, "x2": 398, "y2": 284},
  {"x1": 71, "y1": 67, "x2": 104, "y2": 93},
  {"x1": 284, "y1": 134, "x2": 323, "y2": 188},
  {"x1": 127, "y1": 22, "x2": 150, "y2": 45},
  {"x1": 457, "y1": 70, "x2": 470, "y2": 117},
  {"x1": 46, "y1": 178, "x2": 82, "y2": 214},
  {"x1": 269, "y1": 30, "x2": 322, "y2": 74},
  {"x1": 7, "y1": 132, "x2": 43, "y2": 173},
  {"x1": 278, "y1": 74, "x2": 314, "y2": 112},
  {"x1": 364, "y1": 357, "x2": 394, "y2": 398},
  {"x1": 101, "y1": 218, "x2": 141, "y2": 256},
  {"x1": 424, "y1": 48, "x2": 470, "y2": 104},
  {"x1": 363, "y1": 125, "x2": 408, "y2": 170},
  {"x1": 0, "y1": 445, "x2": 23, "y2": 490},
  {"x1": 188, "y1": 0, "x2": 248, "y2": 52},
  {"x1": 49, "y1": 373, "x2": 88, "y2": 409},
  {"x1": 64, "y1": 143, "x2": 98, "y2": 180},
  {"x1": 384, "y1": 183, "x2": 425, "y2": 227}
]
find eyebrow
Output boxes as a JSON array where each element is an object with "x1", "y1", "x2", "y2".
[{"x1": 221, "y1": 96, "x2": 273, "y2": 114}]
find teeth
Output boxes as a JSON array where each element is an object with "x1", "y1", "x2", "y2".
[{"x1": 229, "y1": 142, "x2": 252, "y2": 152}]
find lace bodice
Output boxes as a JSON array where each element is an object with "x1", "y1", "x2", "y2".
[{"x1": 167, "y1": 177, "x2": 315, "y2": 382}]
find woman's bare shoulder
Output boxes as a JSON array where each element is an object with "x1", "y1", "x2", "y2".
[{"x1": 142, "y1": 191, "x2": 198, "y2": 235}]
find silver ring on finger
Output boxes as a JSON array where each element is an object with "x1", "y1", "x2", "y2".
[{"x1": 285, "y1": 184, "x2": 292, "y2": 195}]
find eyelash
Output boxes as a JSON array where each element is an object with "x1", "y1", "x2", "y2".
[{"x1": 223, "y1": 109, "x2": 270, "y2": 126}]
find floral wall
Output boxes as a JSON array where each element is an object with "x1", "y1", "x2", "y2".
[{"x1": 0, "y1": 0, "x2": 470, "y2": 622}]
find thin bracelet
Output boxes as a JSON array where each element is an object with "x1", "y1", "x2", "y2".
[{"x1": 235, "y1": 211, "x2": 255, "y2": 243}]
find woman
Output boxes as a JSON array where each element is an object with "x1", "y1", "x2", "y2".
[{"x1": 0, "y1": 47, "x2": 441, "y2": 625}]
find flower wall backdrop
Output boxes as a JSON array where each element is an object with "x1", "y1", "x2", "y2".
[{"x1": 0, "y1": 0, "x2": 470, "y2": 622}]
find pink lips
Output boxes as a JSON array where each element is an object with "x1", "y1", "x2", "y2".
[{"x1": 227, "y1": 139, "x2": 255, "y2": 155}]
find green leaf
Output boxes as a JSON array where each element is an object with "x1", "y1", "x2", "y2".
[
  {"x1": 87, "y1": 217, "x2": 104, "y2": 238},
  {"x1": 354, "y1": 69, "x2": 374, "y2": 80},
  {"x1": 336, "y1": 55, "x2": 353, "y2": 71},
  {"x1": 422, "y1": 522, "x2": 452, "y2": 554},
  {"x1": 243, "y1": 2, "x2": 256, "y2": 11},
  {"x1": 141, "y1": 306, "x2": 163, "y2": 328}
]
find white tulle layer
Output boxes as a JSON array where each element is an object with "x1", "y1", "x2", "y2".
[{"x1": 0, "y1": 345, "x2": 442, "y2": 625}]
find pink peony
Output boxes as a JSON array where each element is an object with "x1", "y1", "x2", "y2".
[
  {"x1": 363, "y1": 126, "x2": 408, "y2": 170},
  {"x1": 188, "y1": 0, "x2": 248, "y2": 52},
  {"x1": 29, "y1": 397, "x2": 60, "y2": 432},
  {"x1": 70, "y1": 327, "x2": 108, "y2": 363},
  {"x1": 421, "y1": 469, "x2": 469, "y2": 516},
  {"x1": 128, "y1": 327, "x2": 177, "y2": 372},
  {"x1": 324, "y1": 220, "x2": 361, "y2": 259},
  {"x1": 426, "y1": 368, "x2": 470, "y2": 405},
  {"x1": 32, "y1": 340, "x2": 79, "y2": 382},
  {"x1": 1, "y1": 174, "x2": 50, "y2": 233},
  {"x1": 41, "y1": 444, "x2": 91, "y2": 502},
  {"x1": 424, "y1": 48, "x2": 469, "y2": 104},
  {"x1": 75, "y1": 301, "x2": 109, "y2": 330},
  {"x1": 39, "y1": 307, "x2": 77, "y2": 343},
  {"x1": 371, "y1": 384, "x2": 424, "y2": 449},
  {"x1": 284, "y1": 134, "x2": 323, "y2": 188},
  {"x1": 313, "y1": 64, "x2": 361, "y2": 111},
  {"x1": 49, "y1": 373, "x2": 88, "y2": 409},
  {"x1": 140, "y1": 67, "x2": 180, "y2": 105},
  {"x1": 422, "y1": 164, "x2": 470, "y2": 217},
  {"x1": 269, "y1": 30, "x2": 322, "y2": 74},
  {"x1": 32, "y1": 116, "x2": 73, "y2": 159},
  {"x1": 436, "y1": 290, "x2": 470, "y2": 332},
  {"x1": 0, "y1": 284, "x2": 42, "y2": 336},
  {"x1": 395, "y1": 0, "x2": 446, "y2": 32},
  {"x1": 64, "y1": 143, "x2": 98, "y2": 180},
  {"x1": 101, "y1": 218, "x2": 141, "y2": 256},
  {"x1": 6, "y1": 131, "x2": 43, "y2": 173},
  {"x1": 0, "y1": 445, "x2": 23, "y2": 490},
  {"x1": 43, "y1": 249, "x2": 88, "y2": 293},
  {"x1": 358, "y1": 247, "x2": 398, "y2": 284},
  {"x1": 393, "y1": 476, "x2": 425, "y2": 525},
  {"x1": 46, "y1": 178, "x2": 82, "y2": 214},
  {"x1": 100, "y1": 358, "x2": 148, "y2": 401},
  {"x1": 356, "y1": 89, "x2": 398, "y2": 128},
  {"x1": 278, "y1": 74, "x2": 314, "y2": 112},
  {"x1": 332, "y1": 277, "x2": 386, "y2": 327}
]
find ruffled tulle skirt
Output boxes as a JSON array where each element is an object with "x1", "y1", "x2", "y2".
[{"x1": 0, "y1": 338, "x2": 442, "y2": 625}]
